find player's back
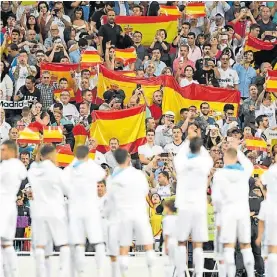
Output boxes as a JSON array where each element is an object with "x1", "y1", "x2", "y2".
[
  {"x1": 0, "y1": 158, "x2": 27, "y2": 205},
  {"x1": 28, "y1": 160, "x2": 67, "y2": 218},
  {"x1": 175, "y1": 154, "x2": 213, "y2": 208},
  {"x1": 261, "y1": 164, "x2": 277, "y2": 204},
  {"x1": 64, "y1": 159, "x2": 106, "y2": 216},
  {"x1": 110, "y1": 166, "x2": 149, "y2": 217}
]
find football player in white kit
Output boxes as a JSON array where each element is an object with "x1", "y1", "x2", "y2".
[
  {"x1": 256, "y1": 151, "x2": 277, "y2": 277},
  {"x1": 28, "y1": 144, "x2": 70, "y2": 277},
  {"x1": 212, "y1": 140, "x2": 255, "y2": 277},
  {"x1": 174, "y1": 136, "x2": 213, "y2": 277},
  {"x1": 63, "y1": 145, "x2": 106, "y2": 277},
  {"x1": 107, "y1": 148, "x2": 155, "y2": 277},
  {"x1": 0, "y1": 140, "x2": 27, "y2": 277}
]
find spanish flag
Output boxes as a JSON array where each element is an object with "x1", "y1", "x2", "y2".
[
  {"x1": 115, "y1": 48, "x2": 137, "y2": 66},
  {"x1": 162, "y1": 78, "x2": 240, "y2": 121},
  {"x1": 90, "y1": 105, "x2": 146, "y2": 153},
  {"x1": 160, "y1": 5, "x2": 180, "y2": 16},
  {"x1": 244, "y1": 35, "x2": 276, "y2": 52},
  {"x1": 245, "y1": 138, "x2": 267, "y2": 152},
  {"x1": 253, "y1": 165, "x2": 268, "y2": 177},
  {"x1": 56, "y1": 144, "x2": 74, "y2": 167},
  {"x1": 43, "y1": 126, "x2": 63, "y2": 143},
  {"x1": 88, "y1": 149, "x2": 96, "y2": 160},
  {"x1": 185, "y1": 2, "x2": 206, "y2": 18},
  {"x1": 54, "y1": 88, "x2": 75, "y2": 102},
  {"x1": 266, "y1": 70, "x2": 277, "y2": 93},
  {"x1": 72, "y1": 124, "x2": 88, "y2": 153},
  {"x1": 102, "y1": 15, "x2": 178, "y2": 46},
  {"x1": 81, "y1": 50, "x2": 102, "y2": 68},
  {"x1": 17, "y1": 127, "x2": 41, "y2": 144},
  {"x1": 97, "y1": 65, "x2": 162, "y2": 105}
]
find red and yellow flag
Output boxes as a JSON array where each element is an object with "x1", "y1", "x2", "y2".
[
  {"x1": 102, "y1": 15, "x2": 178, "y2": 46},
  {"x1": 185, "y1": 2, "x2": 206, "y2": 18},
  {"x1": 244, "y1": 35, "x2": 276, "y2": 52},
  {"x1": 115, "y1": 48, "x2": 137, "y2": 66},
  {"x1": 160, "y1": 5, "x2": 180, "y2": 16},
  {"x1": 53, "y1": 88, "x2": 75, "y2": 102},
  {"x1": 43, "y1": 126, "x2": 63, "y2": 143},
  {"x1": 245, "y1": 138, "x2": 267, "y2": 152},
  {"x1": 90, "y1": 105, "x2": 146, "y2": 154},
  {"x1": 88, "y1": 149, "x2": 96, "y2": 160},
  {"x1": 81, "y1": 50, "x2": 102, "y2": 68},
  {"x1": 266, "y1": 70, "x2": 277, "y2": 93},
  {"x1": 72, "y1": 124, "x2": 88, "y2": 153},
  {"x1": 253, "y1": 165, "x2": 268, "y2": 177},
  {"x1": 56, "y1": 144, "x2": 74, "y2": 167},
  {"x1": 17, "y1": 127, "x2": 40, "y2": 144}
]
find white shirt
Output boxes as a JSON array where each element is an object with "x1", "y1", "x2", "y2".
[
  {"x1": 62, "y1": 103, "x2": 80, "y2": 123},
  {"x1": 156, "y1": 184, "x2": 171, "y2": 199},
  {"x1": 163, "y1": 214, "x2": 177, "y2": 239},
  {"x1": 64, "y1": 159, "x2": 106, "y2": 216},
  {"x1": 218, "y1": 67, "x2": 239, "y2": 88},
  {"x1": 256, "y1": 102, "x2": 277, "y2": 128},
  {"x1": 0, "y1": 121, "x2": 11, "y2": 144},
  {"x1": 138, "y1": 143, "x2": 163, "y2": 158},
  {"x1": 104, "y1": 150, "x2": 118, "y2": 170},
  {"x1": 12, "y1": 66, "x2": 29, "y2": 92},
  {"x1": 52, "y1": 15, "x2": 71, "y2": 41},
  {"x1": 0, "y1": 74, "x2": 13, "y2": 98},
  {"x1": 28, "y1": 160, "x2": 67, "y2": 218},
  {"x1": 164, "y1": 141, "x2": 184, "y2": 155},
  {"x1": 94, "y1": 150, "x2": 107, "y2": 165},
  {"x1": 179, "y1": 78, "x2": 198, "y2": 88},
  {"x1": 261, "y1": 164, "x2": 277, "y2": 204}
]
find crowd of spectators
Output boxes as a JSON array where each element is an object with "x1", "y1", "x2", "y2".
[{"x1": 1, "y1": 1, "x2": 277, "y2": 275}]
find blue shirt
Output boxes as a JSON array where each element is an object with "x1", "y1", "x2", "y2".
[
  {"x1": 144, "y1": 60, "x2": 166, "y2": 77},
  {"x1": 233, "y1": 64, "x2": 256, "y2": 98},
  {"x1": 69, "y1": 49, "x2": 81, "y2": 63}
]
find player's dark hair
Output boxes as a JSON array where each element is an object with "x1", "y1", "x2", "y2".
[
  {"x1": 76, "y1": 145, "x2": 89, "y2": 159},
  {"x1": 40, "y1": 144, "x2": 56, "y2": 157},
  {"x1": 98, "y1": 179, "x2": 106, "y2": 186},
  {"x1": 113, "y1": 148, "x2": 129, "y2": 164},
  {"x1": 2, "y1": 140, "x2": 17, "y2": 152},
  {"x1": 189, "y1": 137, "x2": 202, "y2": 154}
]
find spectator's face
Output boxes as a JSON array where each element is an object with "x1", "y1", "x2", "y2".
[
  {"x1": 88, "y1": 138, "x2": 97, "y2": 150},
  {"x1": 97, "y1": 182, "x2": 106, "y2": 197},
  {"x1": 107, "y1": 11, "x2": 116, "y2": 24},
  {"x1": 188, "y1": 107, "x2": 197, "y2": 118},
  {"x1": 249, "y1": 86, "x2": 258, "y2": 98},
  {"x1": 220, "y1": 54, "x2": 230, "y2": 68},
  {"x1": 146, "y1": 131, "x2": 155, "y2": 143},
  {"x1": 128, "y1": 96, "x2": 138, "y2": 108},
  {"x1": 261, "y1": 7, "x2": 271, "y2": 20},
  {"x1": 184, "y1": 66, "x2": 193, "y2": 78},
  {"x1": 146, "y1": 63, "x2": 155, "y2": 75},
  {"x1": 164, "y1": 114, "x2": 174, "y2": 126},
  {"x1": 225, "y1": 109, "x2": 234, "y2": 120},
  {"x1": 20, "y1": 154, "x2": 30, "y2": 167},
  {"x1": 75, "y1": 10, "x2": 83, "y2": 19},
  {"x1": 210, "y1": 146, "x2": 221, "y2": 160},
  {"x1": 80, "y1": 103, "x2": 89, "y2": 116},
  {"x1": 11, "y1": 32, "x2": 19, "y2": 43},
  {"x1": 173, "y1": 128, "x2": 182, "y2": 141},
  {"x1": 60, "y1": 92, "x2": 70, "y2": 104},
  {"x1": 82, "y1": 71, "x2": 91, "y2": 79},
  {"x1": 28, "y1": 16, "x2": 36, "y2": 25},
  {"x1": 187, "y1": 124, "x2": 200, "y2": 139},
  {"x1": 180, "y1": 110, "x2": 188, "y2": 121},
  {"x1": 210, "y1": 37, "x2": 218, "y2": 46},
  {"x1": 50, "y1": 26, "x2": 59, "y2": 37},
  {"x1": 113, "y1": 102, "x2": 121, "y2": 110},
  {"x1": 163, "y1": 68, "x2": 172, "y2": 76},
  {"x1": 59, "y1": 80, "x2": 68, "y2": 89},
  {"x1": 214, "y1": 159, "x2": 224, "y2": 168},
  {"x1": 203, "y1": 46, "x2": 211, "y2": 56},
  {"x1": 250, "y1": 27, "x2": 260, "y2": 38},
  {"x1": 215, "y1": 15, "x2": 223, "y2": 26},
  {"x1": 109, "y1": 139, "x2": 119, "y2": 151},
  {"x1": 153, "y1": 91, "x2": 162, "y2": 105},
  {"x1": 152, "y1": 49, "x2": 161, "y2": 61},
  {"x1": 147, "y1": 118, "x2": 156, "y2": 130},
  {"x1": 200, "y1": 104, "x2": 210, "y2": 116},
  {"x1": 41, "y1": 114, "x2": 50, "y2": 125},
  {"x1": 180, "y1": 46, "x2": 188, "y2": 57},
  {"x1": 0, "y1": 62, "x2": 4, "y2": 73},
  {"x1": 263, "y1": 94, "x2": 272, "y2": 106},
  {"x1": 1, "y1": 1, "x2": 10, "y2": 11},
  {"x1": 136, "y1": 70, "x2": 144, "y2": 78},
  {"x1": 159, "y1": 30, "x2": 166, "y2": 40},
  {"x1": 54, "y1": 112, "x2": 62, "y2": 122},
  {"x1": 81, "y1": 79, "x2": 89, "y2": 89},
  {"x1": 35, "y1": 103, "x2": 42, "y2": 114},
  {"x1": 83, "y1": 91, "x2": 93, "y2": 102},
  {"x1": 36, "y1": 52, "x2": 45, "y2": 63},
  {"x1": 42, "y1": 73, "x2": 51, "y2": 85},
  {"x1": 9, "y1": 128, "x2": 19, "y2": 140},
  {"x1": 132, "y1": 7, "x2": 142, "y2": 16},
  {"x1": 25, "y1": 79, "x2": 34, "y2": 91},
  {"x1": 27, "y1": 30, "x2": 36, "y2": 41},
  {"x1": 22, "y1": 109, "x2": 30, "y2": 118},
  {"x1": 60, "y1": 57, "x2": 70, "y2": 63},
  {"x1": 243, "y1": 127, "x2": 252, "y2": 138},
  {"x1": 133, "y1": 32, "x2": 142, "y2": 44},
  {"x1": 158, "y1": 173, "x2": 168, "y2": 185},
  {"x1": 181, "y1": 24, "x2": 190, "y2": 35},
  {"x1": 247, "y1": 152, "x2": 257, "y2": 165},
  {"x1": 39, "y1": 2, "x2": 48, "y2": 14},
  {"x1": 210, "y1": 127, "x2": 220, "y2": 138},
  {"x1": 187, "y1": 35, "x2": 195, "y2": 46},
  {"x1": 18, "y1": 53, "x2": 28, "y2": 65},
  {"x1": 151, "y1": 193, "x2": 161, "y2": 205},
  {"x1": 262, "y1": 63, "x2": 272, "y2": 74},
  {"x1": 245, "y1": 52, "x2": 254, "y2": 63},
  {"x1": 7, "y1": 16, "x2": 16, "y2": 27}
]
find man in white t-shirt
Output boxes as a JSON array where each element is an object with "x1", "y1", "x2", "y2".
[
  {"x1": 155, "y1": 171, "x2": 172, "y2": 200},
  {"x1": 138, "y1": 129, "x2": 163, "y2": 167},
  {"x1": 0, "y1": 108, "x2": 11, "y2": 144},
  {"x1": 164, "y1": 126, "x2": 184, "y2": 156},
  {"x1": 218, "y1": 54, "x2": 239, "y2": 90}
]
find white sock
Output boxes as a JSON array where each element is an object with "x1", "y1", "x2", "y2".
[
  {"x1": 118, "y1": 255, "x2": 129, "y2": 276},
  {"x1": 45, "y1": 257, "x2": 51, "y2": 277},
  {"x1": 241, "y1": 248, "x2": 254, "y2": 277},
  {"x1": 176, "y1": 245, "x2": 186, "y2": 277},
  {"x1": 95, "y1": 243, "x2": 106, "y2": 277},
  {"x1": 35, "y1": 248, "x2": 46, "y2": 277},
  {"x1": 4, "y1": 246, "x2": 19, "y2": 277},
  {"x1": 268, "y1": 253, "x2": 277, "y2": 277},
  {"x1": 193, "y1": 247, "x2": 204, "y2": 277},
  {"x1": 59, "y1": 246, "x2": 70, "y2": 277},
  {"x1": 264, "y1": 258, "x2": 268, "y2": 277},
  {"x1": 70, "y1": 246, "x2": 76, "y2": 277},
  {"x1": 164, "y1": 256, "x2": 175, "y2": 277},
  {"x1": 75, "y1": 245, "x2": 85, "y2": 275},
  {"x1": 111, "y1": 261, "x2": 119, "y2": 277},
  {"x1": 146, "y1": 250, "x2": 155, "y2": 277},
  {"x1": 223, "y1": 248, "x2": 235, "y2": 277},
  {"x1": 218, "y1": 262, "x2": 227, "y2": 277}
]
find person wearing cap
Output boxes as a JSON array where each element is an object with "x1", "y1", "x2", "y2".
[{"x1": 155, "y1": 111, "x2": 175, "y2": 148}]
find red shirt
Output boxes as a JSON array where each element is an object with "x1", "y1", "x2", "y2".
[
  {"x1": 149, "y1": 104, "x2": 162, "y2": 121},
  {"x1": 229, "y1": 20, "x2": 248, "y2": 38}
]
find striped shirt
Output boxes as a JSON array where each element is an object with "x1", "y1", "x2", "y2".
[{"x1": 36, "y1": 83, "x2": 58, "y2": 110}]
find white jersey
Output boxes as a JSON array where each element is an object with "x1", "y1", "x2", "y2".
[
  {"x1": 108, "y1": 166, "x2": 149, "y2": 218},
  {"x1": 163, "y1": 214, "x2": 177, "y2": 240},
  {"x1": 174, "y1": 144, "x2": 213, "y2": 209},
  {"x1": 212, "y1": 151, "x2": 253, "y2": 212},
  {"x1": 28, "y1": 160, "x2": 68, "y2": 218},
  {"x1": 63, "y1": 158, "x2": 106, "y2": 216},
  {"x1": 164, "y1": 141, "x2": 184, "y2": 155},
  {"x1": 261, "y1": 163, "x2": 277, "y2": 204},
  {"x1": 0, "y1": 158, "x2": 27, "y2": 208}
]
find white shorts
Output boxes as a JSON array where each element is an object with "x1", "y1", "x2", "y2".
[
  {"x1": 32, "y1": 216, "x2": 69, "y2": 247},
  {"x1": 220, "y1": 210, "x2": 251, "y2": 244},
  {"x1": 106, "y1": 223, "x2": 120, "y2": 257},
  {"x1": 119, "y1": 216, "x2": 153, "y2": 247},
  {"x1": 1, "y1": 206, "x2": 16, "y2": 241},
  {"x1": 177, "y1": 208, "x2": 208, "y2": 243},
  {"x1": 214, "y1": 227, "x2": 224, "y2": 260},
  {"x1": 69, "y1": 214, "x2": 104, "y2": 245},
  {"x1": 265, "y1": 210, "x2": 277, "y2": 246}
]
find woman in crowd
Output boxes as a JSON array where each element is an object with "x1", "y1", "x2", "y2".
[
  {"x1": 72, "y1": 7, "x2": 89, "y2": 41},
  {"x1": 179, "y1": 65, "x2": 198, "y2": 87}
]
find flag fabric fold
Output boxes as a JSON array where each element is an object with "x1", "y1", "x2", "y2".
[
  {"x1": 245, "y1": 138, "x2": 267, "y2": 152},
  {"x1": 253, "y1": 165, "x2": 268, "y2": 177},
  {"x1": 43, "y1": 126, "x2": 63, "y2": 143},
  {"x1": 90, "y1": 105, "x2": 146, "y2": 154},
  {"x1": 115, "y1": 48, "x2": 137, "y2": 65},
  {"x1": 244, "y1": 35, "x2": 276, "y2": 52},
  {"x1": 88, "y1": 149, "x2": 96, "y2": 160},
  {"x1": 185, "y1": 2, "x2": 206, "y2": 18},
  {"x1": 160, "y1": 5, "x2": 180, "y2": 16},
  {"x1": 72, "y1": 124, "x2": 89, "y2": 153},
  {"x1": 17, "y1": 127, "x2": 41, "y2": 144},
  {"x1": 56, "y1": 144, "x2": 74, "y2": 167},
  {"x1": 53, "y1": 88, "x2": 75, "y2": 102},
  {"x1": 101, "y1": 15, "x2": 178, "y2": 46},
  {"x1": 266, "y1": 70, "x2": 277, "y2": 93},
  {"x1": 81, "y1": 50, "x2": 102, "y2": 67}
]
